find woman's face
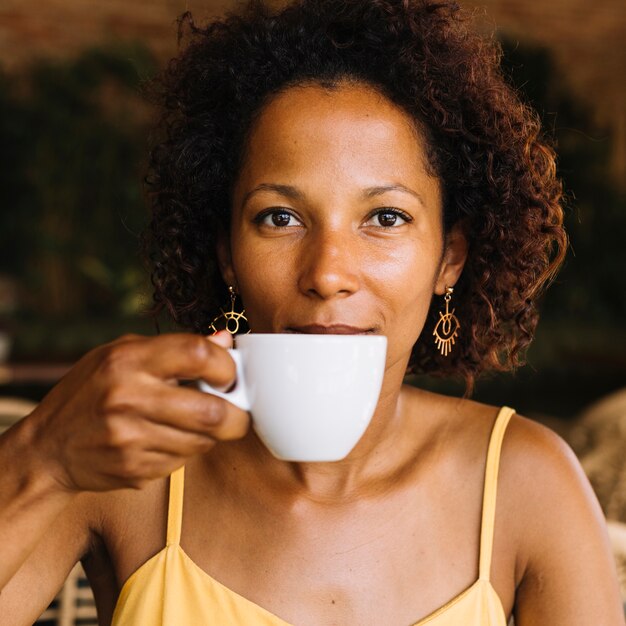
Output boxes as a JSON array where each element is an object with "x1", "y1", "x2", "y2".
[{"x1": 219, "y1": 82, "x2": 466, "y2": 372}]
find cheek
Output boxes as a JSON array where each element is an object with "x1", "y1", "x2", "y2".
[
  {"x1": 380, "y1": 266, "x2": 437, "y2": 352},
  {"x1": 367, "y1": 235, "x2": 440, "y2": 299},
  {"x1": 364, "y1": 237, "x2": 441, "y2": 353},
  {"x1": 230, "y1": 243, "x2": 291, "y2": 327}
]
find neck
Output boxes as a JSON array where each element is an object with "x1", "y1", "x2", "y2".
[{"x1": 234, "y1": 356, "x2": 426, "y2": 502}]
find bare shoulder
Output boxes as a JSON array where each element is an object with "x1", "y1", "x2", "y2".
[
  {"x1": 414, "y1": 392, "x2": 611, "y2": 570},
  {"x1": 501, "y1": 411, "x2": 586, "y2": 488},
  {"x1": 496, "y1": 411, "x2": 624, "y2": 623},
  {"x1": 499, "y1": 411, "x2": 599, "y2": 524},
  {"x1": 496, "y1": 411, "x2": 602, "y2": 546}
]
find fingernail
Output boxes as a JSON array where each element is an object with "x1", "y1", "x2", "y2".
[{"x1": 206, "y1": 331, "x2": 232, "y2": 348}]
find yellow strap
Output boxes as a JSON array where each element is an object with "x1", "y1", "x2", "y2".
[
  {"x1": 478, "y1": 406, "x2": 515, "y2": 581},
  {"x1": 166, "y1": 465, "x2": 185, "y2": 546}
]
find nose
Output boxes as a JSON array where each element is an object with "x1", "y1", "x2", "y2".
[{"x1": 297, "y1": 228, "x2": 360, "y2": 299}]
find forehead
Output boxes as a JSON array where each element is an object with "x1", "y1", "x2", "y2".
[{"x1": 235, "y1": 82, "x2": 441, "y2": 208}]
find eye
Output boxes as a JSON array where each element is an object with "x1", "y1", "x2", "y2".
[
  {"x1": 253, "y1": 208, "x2": 302, "y2": 229},
  {"x1": 366, "y1": 208, "x2": 412, "y2": 228}
]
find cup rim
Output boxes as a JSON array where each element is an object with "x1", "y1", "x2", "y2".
[{"x1": 234, "y1": 333, "x2": 387, "y2": 344}]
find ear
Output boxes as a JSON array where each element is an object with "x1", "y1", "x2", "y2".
[
  {"x1": 434, "y1": 221, "x2": 468, "y2": 295},
  {"x1": 216, "y1": 226, "x2": 237, "y2": 288}
]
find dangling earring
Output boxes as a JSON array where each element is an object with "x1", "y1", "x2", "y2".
[
  {"x1": 433, "y1": 286, "x2": 460, "y2": 357},
  {"x1": 209, "y1": 286, "x2": 250, "y2": 335}
]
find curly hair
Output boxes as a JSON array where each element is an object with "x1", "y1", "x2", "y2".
[{"x1": 142, "y1": 0, "x2": 567, "y2": 395}]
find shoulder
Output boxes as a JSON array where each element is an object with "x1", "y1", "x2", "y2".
[
  {"x1": 406, "y1": 390, "x2": 584, "y2": 479},
  {"x1": 502, "y1": 411, "x2": 585, "y2": 484},
  {"x1": 498, "y1": 411, "x2": 602, "y2": 534},
  {"x1": 497, "y1": 412, "x2": 617, "y2": 588},
  {"x1": 475, "y1": 406, "x2": 622, "y2": 619},
  {"x1": 451, "y1": 399, "x2": 592, "y2": 508},
  {"x1": 500, "y1": 411, "x2": 597, "y2": 516},
  {"x1": 500, "y1": 414, "x2": 624, "y2": 620},
  {"x1": 421, "y1": 395, "x2": 607, "y2": 571}
]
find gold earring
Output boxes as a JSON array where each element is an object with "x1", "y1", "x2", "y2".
[
  {"x1": 209, "y1": 286, "x2": 250, "y2": 335},
  {"x1": 433, "y1": 286, "x2": 460, "y2": 357}
]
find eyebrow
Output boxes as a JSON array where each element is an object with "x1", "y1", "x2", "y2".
[
  {"x1": 240, "y1": 182, "x2": 426, "y2": 209},
  {"x1": 362, "y1": 184, "x2": 425, "y2": 207},
  {"x1": 241, "y1": 184, "x2": 305, "y2": 209}
]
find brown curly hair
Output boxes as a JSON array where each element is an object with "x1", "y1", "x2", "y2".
[{"x1": 142, "y1": 0, "x2": 567, "y2": 395}]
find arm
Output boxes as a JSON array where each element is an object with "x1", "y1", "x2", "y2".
[
  {"x1": 0, "y1": 420, "x2": 95, "y2": 624},
  {"x1": 0, "y1": 417, "x2": 84, "y2": 595},
  {"x1": 0, "y1": 331, "x2": 249, "y2": 623},
  {"x1": 511, "y1": 417, "x2": 624, "y2": 625}
]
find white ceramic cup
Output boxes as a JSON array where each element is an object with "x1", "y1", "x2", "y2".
[{"x1": 197, "y1": 333, "x2": 387, "y2": 462}]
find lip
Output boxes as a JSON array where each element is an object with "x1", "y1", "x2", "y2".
[{"x1": 285, "y1": 324, "x2": 375, "y2": 335}]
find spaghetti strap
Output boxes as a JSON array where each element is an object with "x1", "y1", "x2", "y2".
[
  {"x1": 478, "y1": 406, "x2": 515, "y2": 581},
  {"x1": 166, "y1": 465, "x2": 185, "y2": 546}
]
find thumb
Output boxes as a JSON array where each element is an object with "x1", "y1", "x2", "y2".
[{"x1": 206, "y1": 330, "x2": 234, "y2": 349}]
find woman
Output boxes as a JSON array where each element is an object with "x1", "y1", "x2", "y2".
[{"x1": 0, "y1": 0, "x2": 623, "y2": 624}]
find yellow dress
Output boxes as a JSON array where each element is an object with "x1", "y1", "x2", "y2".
[{"x1": 112, "y1": 406, "x2": 515, "y2": 625}]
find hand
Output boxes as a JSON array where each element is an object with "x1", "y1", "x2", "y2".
[{"x1": 25, "y1": 332, "x2": 250, "y2": 492}]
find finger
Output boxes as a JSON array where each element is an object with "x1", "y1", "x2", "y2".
[
  {"x1": 117, "y1": 332, "x2": 238, "y2": 389},
  {"x1": 197, "y1": 332, "x2": 234, "y2": 391},
  {"x1": 132, "y1": 381, "x2": 250, "y2": 440},
  {"x1": 91, "y1": 419, "x2": 215, "y2": 489},
  {"x1": 139, "y1": 407, "x2": 249, "y2": 450},
  {"x1": 102, "y1": 414, "x2": 217, "y2": 458}
]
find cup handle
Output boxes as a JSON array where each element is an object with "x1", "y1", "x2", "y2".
[{"x1": 196, "y1": 349, "x2": 251, "y2": 411}]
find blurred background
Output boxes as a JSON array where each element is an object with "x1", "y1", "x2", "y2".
[
  {"x1": 0, "y1": 0, "x2": 625, "y2": 620},
  {"x1": 0, "y1": 0, "x2": 624, "y2": 417}
]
